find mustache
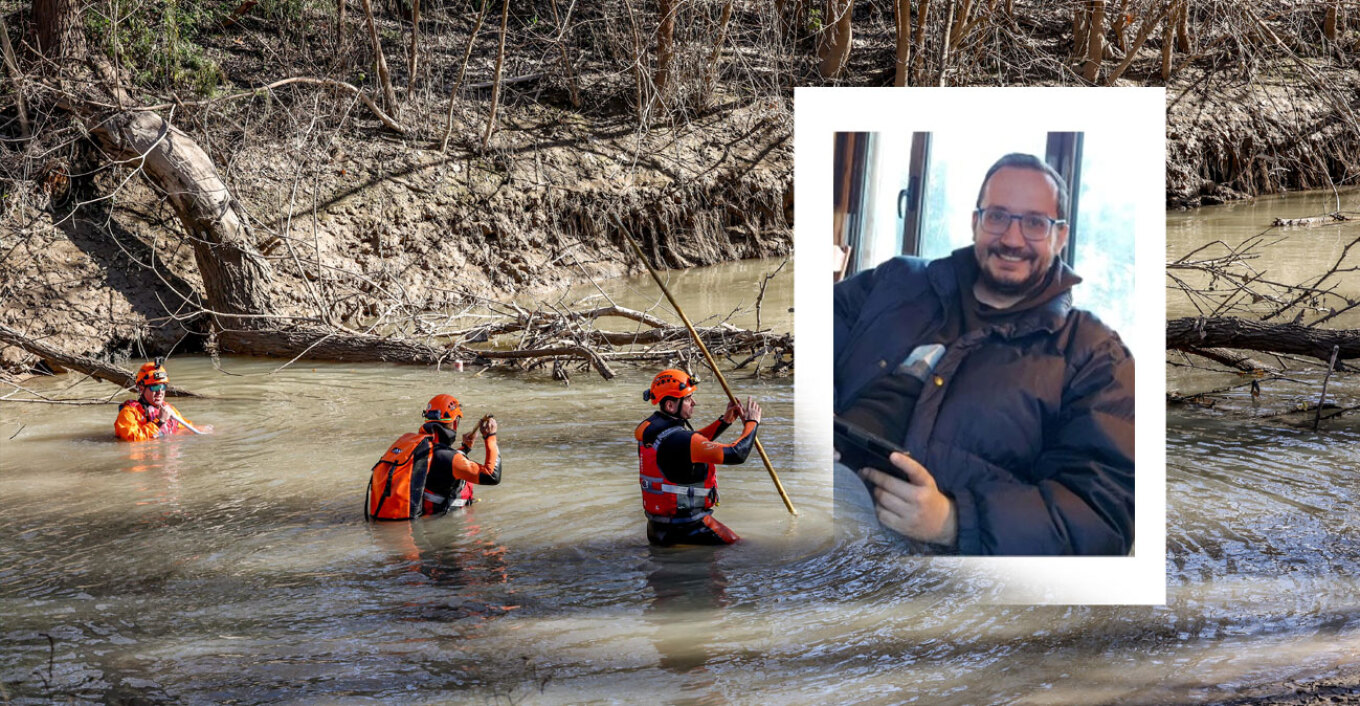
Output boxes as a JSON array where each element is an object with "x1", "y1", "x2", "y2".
[{"x1": 988, "y1": 243, "x2": 1035, "y2": 260}]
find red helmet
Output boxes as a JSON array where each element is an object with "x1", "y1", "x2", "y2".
[
  {"x1": 424, "y1": 394, "x2": 463, "y2": 423},
  {"x1": 644, "y1": 369, "x2": 697, "y2": 405},
  {"x1": 135, "y1": 361, "x2": 168, "y2": 387}
]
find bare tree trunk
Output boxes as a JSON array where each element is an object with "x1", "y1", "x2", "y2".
[
  {"x1": 481, "y1": 0, "x2": 509, "y2": 150},
  {"x1": 622, "y1": 0, "x2": 647, "y2": 122},
  {"x1": 88, "y1": 111, "x2": 274, "y2": 337},
  {"x1": 336, "y1": 0, "x2": 346, "y2": 49},
  {"x1": 894, "y1": 0, "x2": 911, "y2": 86},
  {"x1": 913, "y1": 0, "x2": 931, "y2": 82},
  {"x1": 408, "y1": 0, "x2": 420, "y2": 88},
  {"x1": 360, "y1": 0, "x2": 399, "y2": 118},
  {"x1": 0, "y1": 325, "x2": 201, "y2": 396},
  {"x1": 549, "y1": 0, "x2": 582, "y2": 108},
  {"x1": 0, "y1": 19, "x2": 29, "y2": 139},
  {"x1": 1167, "y1": 317, "x2": 1360, "y2": 362},
  {"x1": 1161, "y1": 8, "x2": 1174, "y2": 80},
  {"x1": 818, "y1": 0, "x2": 854, "y2": 79},
  {"x1": 655, "y1": 0, "x2": 676, "y2": 108},
  {"x1": 32, "y1": 0, "x2": 86, "y2": 61},
  {"x1": 440, "y1": 0, "x2": 491, "y2": 151},
  {"x1": 1082, "y1": 0, "x2": 1105, "y2": 82},
  {"x1": 1109, "y1": 0, "x2": 1127, "y2": 52},
  {"x1": 705, "y1": 0, "x2": 735, "y2": 99},
  {"x1": 1073, "y1": 3, "x2": 1089, "y2": 57},
  {"x1": 1174, "y1": 0, "x2": 1190, "y2": 51},
  {"x1": 1104, "y1": 3, "x2": 1171, "y2": 85},
  {"x1": 948, "y1": 0, "x2": 972, "y2": 47},
  {"x1": 937, "y1": 0, "x2": 955, "y2": 85}
]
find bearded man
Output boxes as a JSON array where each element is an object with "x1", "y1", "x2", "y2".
[{"x1": 833, "y1": 153, "x2": 1135, "y2": 556}]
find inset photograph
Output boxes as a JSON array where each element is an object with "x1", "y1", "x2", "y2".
[{"x1": 798, "y1": 87, "x2": 1165, "y2": 602}]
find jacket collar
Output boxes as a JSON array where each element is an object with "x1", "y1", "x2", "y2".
[{"x1": 927, "y1": 247, "x2": 1080, "y2": 337}]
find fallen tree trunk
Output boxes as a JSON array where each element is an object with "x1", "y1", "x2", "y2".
[
  {"x1": 0, "y1": 324, "x2": 201, "y2": 397},
  {"x1": 1167, "y1": 317, "x2": 1360, "y2": 362},
  {"x1": 226, "y1": 328, "x2": 618, "y2": 378}
]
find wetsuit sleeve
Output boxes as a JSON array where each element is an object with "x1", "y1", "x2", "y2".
[
  {"x1": 952, "y1": 335, "x2": 1136, "y2": 556},
  {"x1": 115, "y1": 404, "x2": 161, "y2": 441},
  {"x1": 694, "y1": 418, "x2": 730, "y2": 440},
  {"x1": 689, "y1": 421, "x2": 759, "y2": 465},
  {"x1": 451, "y1": 434, "x2": 501, "y2": 485}
]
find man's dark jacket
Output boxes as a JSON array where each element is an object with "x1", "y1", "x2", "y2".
[{"x1": 834, "y1": 250, "x2": 1135, "y2": 555}]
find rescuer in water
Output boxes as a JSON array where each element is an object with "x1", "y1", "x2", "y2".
[
  {"x1": 114, "y1": 360, "x2": 198, "y2": 441},
  {"x1": 366, "y1": 394, "x2": 502, "y2": 520},
  {"x1": 635, "y1": 369, "x2": 762, "y2": 546}
]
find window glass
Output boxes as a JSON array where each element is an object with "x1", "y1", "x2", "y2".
[
  {"x1": 917, "y1": 132, "x2": 1048, "y2": 260},
  {"x1": 913, "y1": 131, "x2": 1049, "y2": 259},
  {"x1": 1071, "y1": 132, "x2": 1136, "y2": 334},
  {"x1": 859, "y1": 133, "x2": 912, "y2": 271}
]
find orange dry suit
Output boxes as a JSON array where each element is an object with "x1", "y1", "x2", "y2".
[
  {"x1": 115, "y1": 399, "x2": 193, "y2": 442},
  {"x1": 635, "y1": 411, "x2": 758, "y2": 545}
]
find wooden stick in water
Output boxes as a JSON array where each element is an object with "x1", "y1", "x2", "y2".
[{"x1": 618, "y1": 228, "x2": 797, "y2": 516}]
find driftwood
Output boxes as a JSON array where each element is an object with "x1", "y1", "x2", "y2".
[
  {"x1": 0, "y1": 324, "x2": 201, "y2": 397},
  {"x1": 1167, "y1": 317, "x2": 1360, "y2": 363},
  {"x1": 1272, "y1": 213, "x2": 1351, "y2": 227},
  {"x1": 1178, "y1": 346, "x2": 1278, "y2": 374}
]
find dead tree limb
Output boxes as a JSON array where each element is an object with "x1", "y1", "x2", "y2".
[
  {"x1": 1168, "y1": 317, "x2": 1360, "y2": 362},
  {"x1": 360, "y1": 0, "x2": 399, "y2": 118},
  {"x1": 481, "y1": 0, "x2": 510, "y2": 150},
  {"x1": 0, "y1": 324, "x2": 201, "y2": 397},
  {"x1": 440, "y1": 0, "x2": 491, "y2": 151}
]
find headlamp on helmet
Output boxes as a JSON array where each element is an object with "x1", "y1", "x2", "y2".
[{"x1": 135, "y1": 361, "x2": 168, "y2": 387}]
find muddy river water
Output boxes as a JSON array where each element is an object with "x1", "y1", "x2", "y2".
[{"x1": 3, "y1": 195, "x2": 1360, "y2": 705}]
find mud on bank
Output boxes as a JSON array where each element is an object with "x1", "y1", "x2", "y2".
[{"x1": 0, "y1": 100, "x2": 791, "y2": 376}]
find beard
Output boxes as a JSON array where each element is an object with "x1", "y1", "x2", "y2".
[{"x1": 977, "y1": 242, "x2": 1051, "y2": 297}]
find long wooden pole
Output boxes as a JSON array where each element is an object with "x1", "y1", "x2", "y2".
[{"x1": 619, "y1": 230, "x2": 797, "y2": 516}]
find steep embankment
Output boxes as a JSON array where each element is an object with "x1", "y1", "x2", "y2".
[
  {"x1": 0, "y1": 99, "x2": 791, "y2": 375},
  {"x1": 1165, "y1": 61, "x2": 1360, "y2": 208}
]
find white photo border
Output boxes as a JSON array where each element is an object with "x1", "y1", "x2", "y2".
[{"x1": 795, "y1": 87, "x2": 1167, "y2": 605}]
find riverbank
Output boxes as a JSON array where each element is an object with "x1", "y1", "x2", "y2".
[{"x1": 0, "y1": 2, "x2": 794, "y2": 377}]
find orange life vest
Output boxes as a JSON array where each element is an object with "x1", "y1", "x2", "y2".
[
  {"x1": 116, "y1": 399, "x2": 182, "y2": 440},
  {"x1": 366, "y1": 432, "x2": 436, "y2": 521},
  {"x1": 637, "y1": 415, "x2": 717, "y2": 523},
  {"x1": 365, "y1": 432, "x2": 475, "y2": 521}
]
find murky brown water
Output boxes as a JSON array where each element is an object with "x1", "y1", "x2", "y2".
[
  {"x1": 3, "y1": 197, "x2": 1359, "y2": 705},
  {"x1": 811, "y1": 190, "x2": 1360, "y2": 704},
  {"x1": 1, "y1": 259, "x2": 829, "y2": 704}
]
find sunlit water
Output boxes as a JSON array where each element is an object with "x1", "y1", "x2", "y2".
[{"x1": 1, "y1": 260, "x2": 831, "y2": 704}]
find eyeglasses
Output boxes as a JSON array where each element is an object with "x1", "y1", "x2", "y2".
[
  {"x1": 975, "y1": 207, "x2": 1066, "y2": 241},
  {"x1": 146, "y1": 384, "x2": 167, "y2": 392}
]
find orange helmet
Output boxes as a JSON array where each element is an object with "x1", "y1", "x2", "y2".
[
  {"x1": 644, "y1": 369, "x2": 697, "y2": 404},
  {"x1": 424, "y1": 394, "x2": 463, "y2": 423},
  {"x1": 135, "y1": 361, "x2": 168, "y2": 387}
]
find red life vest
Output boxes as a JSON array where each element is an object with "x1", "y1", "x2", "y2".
[
  {"x1": 637, "y1": 415, "x2": 717, "y2": 522},
  {"x1": 365, "y1": 432, "x2": 475, "y2": 521}
]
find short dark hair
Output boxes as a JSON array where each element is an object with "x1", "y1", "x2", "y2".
[{"x1": 975, "y1": 153, "x2": 1069, "y2": 221}]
